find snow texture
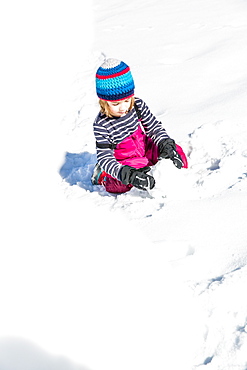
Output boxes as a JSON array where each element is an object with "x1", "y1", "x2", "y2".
[{"x1": 1, "y1": 0, "x2": 247, "y2": 369}]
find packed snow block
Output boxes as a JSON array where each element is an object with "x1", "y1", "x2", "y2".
[{"x1": 59, "y1": 152, "x2": 97, "y2": 191}]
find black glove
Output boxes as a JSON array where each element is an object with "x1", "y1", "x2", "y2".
[
  {"x1": 119, "y1": 166, "x2": 155, "y2": 191},
  {"x1": 158, "y1": 138, "x2": 183, "y2": 169}
]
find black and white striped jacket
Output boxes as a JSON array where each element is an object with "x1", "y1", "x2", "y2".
[{"x1": 93, "y1": 97, "x2": 170, "y2": 179}]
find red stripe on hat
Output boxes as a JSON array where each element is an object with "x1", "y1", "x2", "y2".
[{"x1": 96, "y1": 66, "x2": 130, "y2": 80}]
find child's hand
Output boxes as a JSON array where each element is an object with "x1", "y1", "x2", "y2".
[
  {"x1": 172, "y1": 152, "x2": 183, "y2": 169},
  {"x1": 119, "y1": 166, "x2": 155, "y2": 191},
  {"x1": 158, "y1": 138, "x2": 183, "y2": 169}
]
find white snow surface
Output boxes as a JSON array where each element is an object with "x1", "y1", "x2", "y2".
[{"x1": 1, "y1": 0, "x2": 247, "y2": 370}]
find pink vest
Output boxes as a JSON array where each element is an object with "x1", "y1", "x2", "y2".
[{"x1": 114, "y1": 125, "x2": 159, "y2": 168}]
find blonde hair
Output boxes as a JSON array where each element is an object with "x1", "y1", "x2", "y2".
[{"x1": 99, "y1": 96, "x2": 135, "y2": 118}]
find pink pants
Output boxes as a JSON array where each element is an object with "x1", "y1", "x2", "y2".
[{"x1": 103, "y1": 132, "x2": 159, "y2": 193}]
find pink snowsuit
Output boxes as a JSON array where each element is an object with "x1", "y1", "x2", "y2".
[{"x1": 103, "y1": 125, "x2": 159, "y2": 193}]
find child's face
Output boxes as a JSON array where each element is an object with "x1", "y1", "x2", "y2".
[{"x1": 107, "y1": 98, "x2": 132, "y2": 117}]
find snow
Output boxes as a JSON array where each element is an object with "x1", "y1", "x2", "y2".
[{"x1": 1, "y1": 0, "x2": 247, "y2": 369}]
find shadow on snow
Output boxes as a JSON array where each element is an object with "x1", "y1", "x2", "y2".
[{"x1": 59, "y1": 151, "x2": 100, "y2": 193}]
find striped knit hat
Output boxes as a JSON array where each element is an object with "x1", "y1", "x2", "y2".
[{"x1": 96, "y1": 58, "x2": 135, "y2": 101}]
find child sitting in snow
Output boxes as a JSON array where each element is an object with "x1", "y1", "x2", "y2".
[{"x1": 92, "y1": 58, "x2": 186, "y2": 194}]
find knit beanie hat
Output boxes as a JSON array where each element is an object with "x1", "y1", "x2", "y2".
[{"x1": 96, "y1": 58, "x2": 135, "y2": 101}]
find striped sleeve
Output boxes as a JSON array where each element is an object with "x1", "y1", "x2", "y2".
[
  {"x1": 93, "y1": 115, "x2": 122, "y2": 179},
  {"x1": 135, "y1": 98, "x2": 170, "y2": 145}
]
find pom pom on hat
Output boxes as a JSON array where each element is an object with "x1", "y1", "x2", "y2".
[{"x1": 96, "y1": 58, "x2": 135, "y2": 101}]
